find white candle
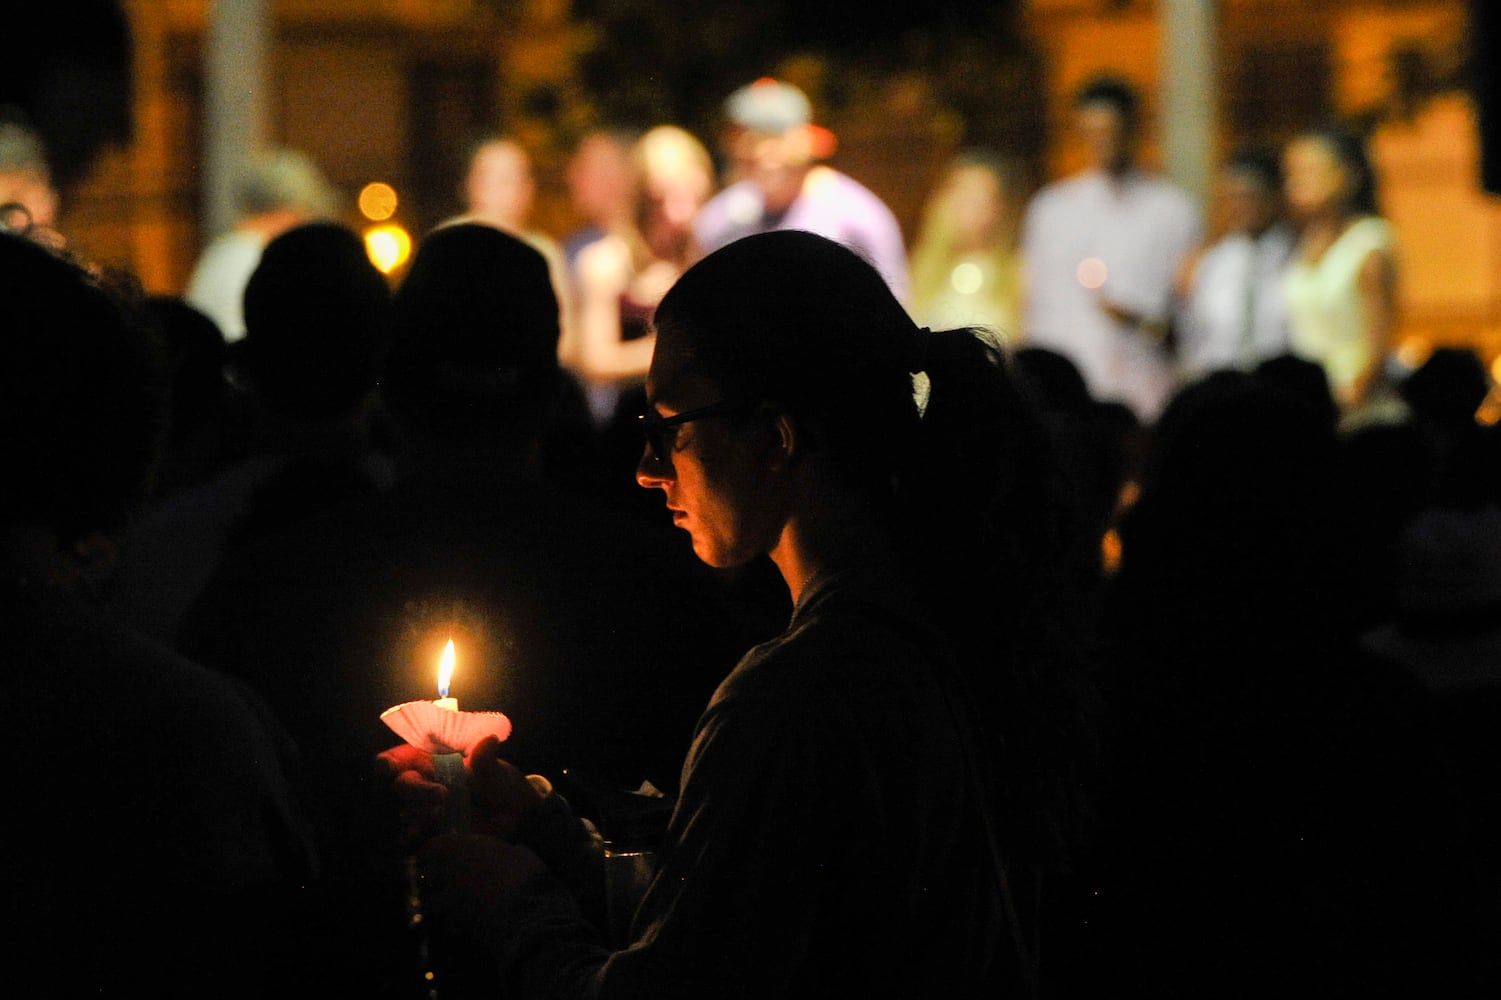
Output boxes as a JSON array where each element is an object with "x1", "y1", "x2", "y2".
[{"x1": 432, "y1": 638, "x2": 470, "y2": 833}]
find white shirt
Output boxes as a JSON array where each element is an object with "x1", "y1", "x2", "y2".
[
  {"x1": 1020, "y1": 168, "x2": 1203, "y2": 422},
  {"x1": 185, "y1": 229, "x2": 268, "y2": 343},
  {"x1": 1177, "y1": 222, "x2": 1296, "y2": 381}
]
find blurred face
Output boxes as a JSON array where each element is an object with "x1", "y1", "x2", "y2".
[
  {"x1": 0, "y1": 168, "x2": 58, "y2": 228},
  {"x1": 1218, "y1": 168, "x2": 1281, "y2": 237},
  {"x1": 940, "y1": 165, "x2": 1006, "y2": 248},
  {"x1": 636, "y1": 341, "x2": 783, "y2": 568},
  {"x1": 566, "y1": 134, "x2": 634, "y2": 223},
  {"x1": 1282, "y1": 136, "x2": 1350, "y2": 222},
  {"x1": 465, "y1": 141, "x2": 534, "y2": 228},
  {"x1": 733, "y1": 126, "x2": 812, "y2": 212},
  {"x1": 1075, "y1": 102, "x2": 1133, "y2": 173},
  {"x1": 642, "y1": 168, "x2": 712, "y2": 253}
]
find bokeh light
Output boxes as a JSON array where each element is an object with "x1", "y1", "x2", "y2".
[
  {"x1": 1076, "y1": 256, "x2": 1108, "y2": 290},
  {"x1": 949, "y1": 261, "x2": 983, "y2": 295},
  {"x1": 364, "y1": 223, "x2": 412, "y2": 275},
  {"x1": 358, "y1": 182, "x2": 399, "y2": 222}
]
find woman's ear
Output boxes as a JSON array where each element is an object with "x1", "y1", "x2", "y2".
[{"x1": 759, "y1": 404, "x2": 800, "y2": 470}]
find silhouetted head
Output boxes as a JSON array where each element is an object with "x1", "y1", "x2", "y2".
[
  {"x1": 1400, "y1": 347, "x2": 1490, "y2": 428},
  {"x1": 648, "y1": 230, "x2": 921, "y2": 500},
  {"x1": 144, "y1": 295, "x2": 227, "y2": 442},
  {"x1": 1012, "y1": 346, "x2": 1094, "y2": 415},
  {"x1": 0, "y1": 231, "x2": 164, "y2": 542},
  {"x1": 242, "y1": 221, "x2": 392, "y2": 420},
  {"x1": 1253, "y1": 352, "x2": 1340, "y2": 433},
  {"x1": 384, "y1": 222, "x2": 561, "y2": 445}
]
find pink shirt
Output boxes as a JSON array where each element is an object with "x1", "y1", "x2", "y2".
[{"x1": 695, "y1": 166, "x2": 910, "y2": 305}]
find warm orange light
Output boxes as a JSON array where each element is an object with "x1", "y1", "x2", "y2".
[
  {"x1": 365, "y1": 223, "x2": 412, "y2": 275},
  {"x1": 1395, "y1": 336, "x2": 1432, "y2": 372},
  {"x1": 358, "y1": 181, "x2": 399, "y2": 221},
  {"x1": 437, "y1": 639, "x2": 456, "y2": 703},
  {"x1": 1477, "y1": 389, "x2": 1501, "y2": 427}
]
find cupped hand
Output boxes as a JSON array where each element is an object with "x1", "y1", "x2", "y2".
[
  {"x1": 416, "y1": 832, "x2": 548, "y2": 927},
  {"x1": 467, "y1": 735, "x2": 547, "y2": 840},
  {"x1": 375, "y1": 742, "x2": 447, "y2": 851}
]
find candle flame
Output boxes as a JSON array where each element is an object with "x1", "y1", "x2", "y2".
[{"x1": 437, "y1": 639, "x2": 456, "y2": 699}]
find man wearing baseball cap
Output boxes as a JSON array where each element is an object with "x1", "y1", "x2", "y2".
[{"x1": 694, "y1": 77, "x2": 910, "y2": 303}]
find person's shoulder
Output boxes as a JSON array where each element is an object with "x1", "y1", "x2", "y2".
[
  {"x1": 1197, "y1": 229, "x2": 1250, "y2": 264},
  {"x1": 1021, "y1": 173, "x2": 1086, "y2": 219},
  {"x1": 698, "y1": 179, "x2": 752, "y2": 219},
  {"x1": 1136, "y1": 171, "x2": 1200, "y2": 214},
  {"x1": 733, "y1": 567, "x2": 931, "y2": 686},
  {"x1": 1349, "y1": 214, "x2": 1396, "y2": 247},
  {"x1": 695, "y1": 181, "x2": 762, "y2": 249},
  {"x1": 814, "y1": 167, "x2": 900, "y2": 219},
  {"x1": 186, "y1": 230, "x2": 261, "y2": 286},
  {"x1": 577, "y1": 231, "x2": 631, "y2": 287}
]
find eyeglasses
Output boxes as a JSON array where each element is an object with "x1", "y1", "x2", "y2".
[{"x1": 638, "y1": 400, "x2": 747, "y2": 465}]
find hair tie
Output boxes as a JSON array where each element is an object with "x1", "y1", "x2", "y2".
[{"x1": 906, "y1": 325, "x2": 932, "y2": 374}]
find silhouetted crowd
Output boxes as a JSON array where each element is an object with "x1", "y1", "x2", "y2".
[{"x1": 3, "y1": 68, "x2": 1500, "y2": 999}]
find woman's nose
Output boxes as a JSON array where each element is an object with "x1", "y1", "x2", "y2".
[{"x1": 636, "y1": 449, "x2": 672, "y2": 490}]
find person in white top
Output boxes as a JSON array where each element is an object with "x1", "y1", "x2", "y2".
[
  {"x1": 1280, "y1": 122, "x2": 1400, "y2": 420},
  {"x1": 1020, "y1": 74, "x2": 1203, "y2": 424},
  {"x1": 1176, "y1": 145, "x2": 1296, "y2": 382}
]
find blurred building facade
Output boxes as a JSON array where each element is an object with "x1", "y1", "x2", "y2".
[{"x1": 58, "y1": 0, "x2": 1499, "y2": 366}]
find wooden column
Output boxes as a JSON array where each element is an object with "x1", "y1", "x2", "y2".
[
  {"x1": 203, "y1": 0, "x2": 271, "y2": 238},
  {"x1": 1160, "y1": 0, "x2": 1218, "y2": 211}
]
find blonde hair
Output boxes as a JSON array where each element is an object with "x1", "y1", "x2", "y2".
[
  {"x1": 627, "y1": 125, "x2": 715, "y2": 270},
  {"x1": 908, "y1": 150, "x2": 1026, "y2": 334}
]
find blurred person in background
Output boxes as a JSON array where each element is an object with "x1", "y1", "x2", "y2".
[
  {"x1": 561, "y1": 126, "x2": 640, "y2": 275},
  {"x1": 694, "y1": 76, "x2": 910, "y2": 303},
  {"x1": 569, "y1": 125, "x2": 715, "y2": 434},
  {"x1": 0, "y1": 109, "x2": 60, "y2": 236},
  {"x1": 1020, "y1": 73, "x2": 1202, "y2": 425},
  {"x1": 907, "y1": 148, "x2": 1027, "y2": 344},
  {"x1": 1281, "y1": 121, "x2": 1402, "y2": 428},
  {"x1": 1175, "y1": 144, "x2": 1296, "y2": 384}
]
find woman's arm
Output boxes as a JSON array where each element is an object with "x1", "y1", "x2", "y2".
[
  {"x1": 1349, "y1": 242, "x2": 1397, "y2": 408},
  {"x1": 573, "y1": 236, "x2": 657, "y2": 384}
]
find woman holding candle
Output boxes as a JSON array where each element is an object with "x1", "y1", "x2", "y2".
[{"x1": 382, "y1": 230, "x2": 1099, "y2": 998}]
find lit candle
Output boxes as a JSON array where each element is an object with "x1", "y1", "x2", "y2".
[
  {"x1": 435, "y1": 638, "x2": 458, "y2": 711},
  {"x1": 432, "y1": 638, "x2": 470, "y2": 833}
]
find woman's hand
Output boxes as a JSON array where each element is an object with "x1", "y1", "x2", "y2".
[
  {"x1": 467, "y1": 735, "x2": 548, "y2": 841},
  {"x1": 375, "y1": 743, "x2": 447, "y2": 852},
  {"x1": 416, "y1": 833, "x2": 549, "y2": 924},
  {"x1": 377, "y1": 736, "x2": 548, "y2": 849}
]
